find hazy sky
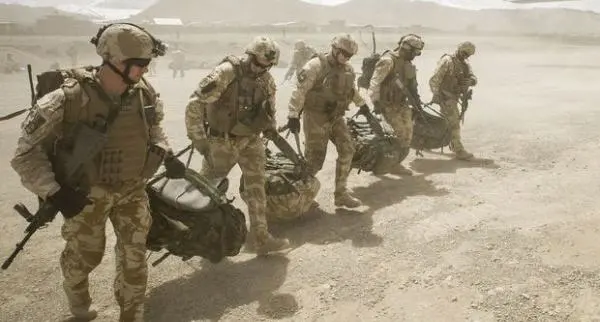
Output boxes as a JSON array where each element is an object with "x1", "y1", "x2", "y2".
[
  {"x1": 303, "y1": 0, "x2": 600, "y2": 11},
  {"x1": 2, "y1": 0, "x2": 599, "y2": 19}
]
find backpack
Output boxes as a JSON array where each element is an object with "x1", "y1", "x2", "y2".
[
  {"x1": 0, "y1": 66, "x2": 91, "y2": 121},
  {"x1": 239, "y1": 134, "x2": 320, "y2": 222},
  {"x1": 145, "y1": 147, "x2": 247, "y2": 264},
  {"x1": 347, "y1": 110, "x2": 407, "y2": 175},
  {"x1": 357, "y1": 52, "x2": 382, "y2": 90},
  {"x1": 146, "y1": 170, "x2": 247, "y2": 264}
]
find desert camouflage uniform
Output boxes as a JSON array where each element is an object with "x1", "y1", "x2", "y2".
[
  {"x1": 11, "y1": 74, "x2": 169, "y2": 322},
  {"x1": 186, "y1": 39, "x2": 290, "y2": 254},
  {"x1": 368, "y1": 34, "x2": 424, "y2": 175},
  {"x1": 288, "y1": 52, "x2": 365, "y2": 204},
  {"x1": 284, "y1": 42, "x2": 317, "y2": 81},
  {"x1": 429, "y1": 41, "x2": 477, "y2": 159},
  {"x1": 368, "y1": 50, "x2": 420, "y2": 174},
  {"x1": 10, "y1": 24, "x2": 170, "y2": 322},
  {"x1": 171, "y1": 49, "x2": 185, "y2": 78}
]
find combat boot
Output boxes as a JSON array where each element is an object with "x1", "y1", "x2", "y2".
[
  {"x1": 389, "y1": 163, "x2": 413, "y2": 176},
  {"x1": 246, "y1": 229, "x2": 291, "y2": 256},
  {"x1": 455, "y1": 150, "x2": 474, "y2": 161},
  {"x1": 70, "y1": 306, "x2": 98, "y2": 321},
  {"x1": 334, "y1": 191, "x2": 362, "y2": 208}
]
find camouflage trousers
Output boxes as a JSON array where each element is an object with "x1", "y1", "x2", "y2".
[
  {"x1": 303, "y1": 110, "x2": 355, "y2": 194},
  {"x1": 60, "y1": 181, "x2": 151, "y2": 322},
  {"x1": 381, "y1": 104, "x2": 413, "y2": 149},
  {"x1": 440, "y1": 99, "x2": 464, "y2": 152},
  {"x1": 199, "y1": 134, "x2": 268, "y2": 233}
]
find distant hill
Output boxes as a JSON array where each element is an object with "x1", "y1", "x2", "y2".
[
  {"x1": 134, "y1": 0, "x2": 326, "y2": 24},
  {"x1": 132, "y1": 0, "x2": 600, "y2": 35},
  {"x1": 0, "y1": 3, "x2": 86, "y2": 24}
]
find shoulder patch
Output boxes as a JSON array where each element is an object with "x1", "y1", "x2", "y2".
[
  {"x1": 297, "y1": 69, "x2": 307, "y2": 83},
  {"x1": 23, "y1": 109, "x2": 46, "y2": 134},
  {"x1": 199, "y1": 70, "x2": 218, "y2": 94}
]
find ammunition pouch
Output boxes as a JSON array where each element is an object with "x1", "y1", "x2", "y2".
[
  {"x1": 143, "y1": 105, "x2": 157, "y2": 126},
  {"x1": 51, "y1": 122, "x2": 109, "y2": 190}
]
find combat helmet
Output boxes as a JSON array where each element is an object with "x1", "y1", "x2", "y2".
[
  {"x1": 245, "y1": 36, "x2": 280, "y2": 67},
  {"x1": 331, "y1": 33, "x2": 358, "y2": 56},
  {"x1": 456, "y1": 41, "x2": 476, "y2": 56},
  {"x1": 91, "y1": 23, "x2": 166, "y2": 62},
  {"x1": 398, "y1": 34, "x2": 424, "y2": 56},
  {"x1": 294, "y1": 40, "x2": 306, "y2": 50}
]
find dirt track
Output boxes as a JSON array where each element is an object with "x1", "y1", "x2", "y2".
[{"x1": 1, "y1": 33, "x2": 600, "y2": 321}]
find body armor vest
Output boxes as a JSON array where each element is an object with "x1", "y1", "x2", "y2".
[
  {"x1": 439, "y1": 54, "x2": 471, "y2": 97},
  {"x1": 379, "y1": 51, "x2": 415, "y2": 106},
  {"x1": 59, "y1": 69, "x2": 154, "y2": 186},
  {"x1": 304, "y1": 53, "x2": 355, "y2": 116},
  {"x1": 206, "y1": 56, "x2": 275, "y2": 136}
]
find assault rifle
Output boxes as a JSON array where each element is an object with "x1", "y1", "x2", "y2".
[
  {"x1": 393, "y1": 77, "x2": 424, "y2": 116},
  {"x1": 459, "y1": 88, "x2": 473, "y2": 124}
]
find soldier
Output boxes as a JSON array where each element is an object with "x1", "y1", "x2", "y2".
[
  {"x1": 170, "y1": 44, "x2": 186, "y2": 78},
  {"x1": 10, "y1": 23, "x2": 185, "y2": 321},
  {"x1": 429, "y1": 41, "x2": 477, "y2": 160},
  {"x1": 367, "y1": 34, "x2": 425, "y2": 176},
  {"x1": 185, "y1": 36, "x2": 291, "y2": 255},
  {"x1": 283, "y1": 40, "x2": 317, "y2": 82},
  {"x1": 285, "y1": 33, "x2": 370, "y2": 209}
]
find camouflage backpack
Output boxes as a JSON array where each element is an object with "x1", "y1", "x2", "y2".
[
  {"x1": 0, "y1": 66, "x2": 91, "y2": 122},
  {"x1": 240, "y1": 133, "x2": 320, "y2": 222},
  {"x1": 146, "y1": 147, "x2": 247, "y2": 264},
  {"x1": 347, "y1": 110, "x2": 407, "y2": 175},
  {"x1": 356, "y1": 29, "x2": 383, "y2": 90},
  {"x1": 357, "y1": 52, "x2": 382, "y2": 90},
  {"x1": 411, "y1": 104, "x2": 451, "y2": 151}
]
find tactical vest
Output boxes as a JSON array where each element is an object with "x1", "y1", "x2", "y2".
[
  {"x1": 205, "y1": 56, "x2": 275, "y2": 137},
  {"x1": 379, "y1": 50, "x2": 416, "y2": 106},
  {"x1": 304, "y1": 53, "x2": 355, "y2": 116},
  {"x1": 439, "y1": 54, "x2": 471, "y2": 96},
  {"x1": 58, "y1": 68, "x2": 156, "y2": 187}
]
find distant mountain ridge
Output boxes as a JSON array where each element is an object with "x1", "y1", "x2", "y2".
[{"x1": 131, "y1": 0, "x2": 600, "y2": 35}]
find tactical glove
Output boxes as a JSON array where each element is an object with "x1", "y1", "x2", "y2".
[
  {"x1": 164, "y1": 152, "x2": 186, "y2": 179},
  {"x1": 358, "y1": 104, "x2": 370, "y2": 115},
  {"x1": 48, "y1": 186, "x2": 92, "y2": 218},
  {"x1": 287, "y1": 117, "x2": 301, "y2": 134}
]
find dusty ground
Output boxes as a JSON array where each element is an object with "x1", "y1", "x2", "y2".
[{"x1": 1, "y1": 32, "x2": 600, "y2": 321}]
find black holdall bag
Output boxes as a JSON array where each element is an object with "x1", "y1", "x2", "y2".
[{"x1": 145, "y1": 145, "x2": 247, "y2": 265}]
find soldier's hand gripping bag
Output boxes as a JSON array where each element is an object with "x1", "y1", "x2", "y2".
[
  {"x1": 240, "y1": 145, "x2": 320, "y2": 223},
  {"x1": 145, "y1": 167, "x2": 247, "y2": 263},
  {"x1": 346, "y1": 113, "x2": 403, "y2": 175}
]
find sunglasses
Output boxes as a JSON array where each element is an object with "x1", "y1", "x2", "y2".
[
  {"x1": 338, "y1": 49, "x2": 353, "y2": 58},
  {"x1": 125, "y1": 58, "x2": 152, "y2": 68},
  {"x1": 252, "y1": 57, "x2": 273, "y2": 70}
]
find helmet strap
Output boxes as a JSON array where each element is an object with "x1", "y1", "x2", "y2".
[{"x1": 104, "y1": 60, "x2": 135, "y2": 85}]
